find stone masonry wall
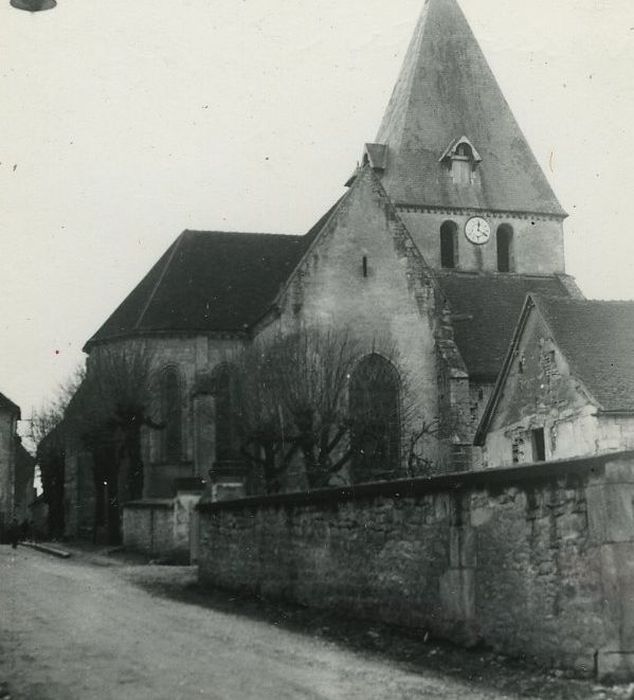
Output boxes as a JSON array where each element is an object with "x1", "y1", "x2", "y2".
[
  {"x1": 396, "y1": 208, "x2": 565, "y2": 275},
  {"x1": 122, "y1": 500, "x2": 175, "y2": 558},
  {"x1": 123, "y1": 494, "x2": 200, "y2": 561},
  {"x1": 257, "y1": 168, "x2": 444, "y2": 474},
  {"x1": 86, "y1": 335, "x2": 245, "y2": 500},
  {"x1": 199, "y1": 452, "x2": 634, "y2": 681}
]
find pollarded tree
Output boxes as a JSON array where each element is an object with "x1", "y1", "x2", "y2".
[
  {"x1": 231, "y1": 329, "x2": 429, "y2": 492},
  {"x1": 30, "y1": 368, "x2": 84, "y2": 538},
  {"x1": 232, "y1": 329, "x2": 364, "y2": 492},
  {"x1": 65, "y1": 343, "x2": 161, "y2": 543}
]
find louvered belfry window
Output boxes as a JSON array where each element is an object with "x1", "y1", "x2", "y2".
[
  {"x1": 497, "y1": 224, "x2": 514, "y2": 272},
  {"x1": 440, "y1": 221, "x2": 458, "y2": 269}
]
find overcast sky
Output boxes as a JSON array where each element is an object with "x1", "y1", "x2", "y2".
[{"x1": 1, "y1": 0, "x2": 633, "y2": 424}]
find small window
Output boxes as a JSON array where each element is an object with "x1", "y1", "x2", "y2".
[
  {"x1": 512, "y1": 436, "x2": 524, "y2": 464},
  {"x1": 531, "y1": 428, "x2": 546, "y2": 462},
  {"x1": 440, "y1": 221, "x2": 458, "y2": 269},
  {"x1": 456, "y1": 143, "x2": 473, "y2": 159},
  {"x1": 362, "y1": 256, "x2": 368, "y2": 278},
  {"x1": 497, "y1": 224, "x2": 514, "y2": 272}
]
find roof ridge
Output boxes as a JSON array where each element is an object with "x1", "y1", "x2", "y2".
[
  {"x1": 375, "y1": 0, "x2": 429, "y2": 148},
  {"x1": 182, "y1": 229, "x2": 304, "y2": 239},
  {"x1": 534, "y1": 295, "x2": 634, "y2": 306},
  {"x1": 85, "y1": 203, "x2": 341, "y2": 348},
  {"x1": 134, "y1": 233, "x2": 186, "y2": 331},
  {"x1": 437, "y1": 270, "x2": 564, "y2": 277}
]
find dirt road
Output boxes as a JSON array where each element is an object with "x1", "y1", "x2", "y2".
[{"x1": 0, "y1": 545, "x2": 625, "y2": 700}]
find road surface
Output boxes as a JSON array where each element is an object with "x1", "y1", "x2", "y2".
[{"x1": 0, "y1": 545, "x2": 620, "y2": 700}]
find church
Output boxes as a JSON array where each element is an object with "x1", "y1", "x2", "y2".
[{"x1": 66, "y1": 0, "x2": 584, "y2": 536}]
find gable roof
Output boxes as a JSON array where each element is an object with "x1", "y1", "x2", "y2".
[
  {"x1": 374, "y1": 0, "x2": 565, "y2": 216},
  {"x1": 475, "y1": 295, "x2": 634, "y2": 444},
  {"x1": 535, "y1": 296, "x2": 634, "y2": 413},
  {"x1": 0, "y1": 391, "x2": 20, "y2": 417},
  {"x1": 84, "y1": 203, "x2": 339, "y2": 350},
  {"x1": 437, "y1": 272, "x2": 574, "y2": 380}
]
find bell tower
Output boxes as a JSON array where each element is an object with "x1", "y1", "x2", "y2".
[{"x1": 354, "y1": 0, "x2": 567, "y2": 276}]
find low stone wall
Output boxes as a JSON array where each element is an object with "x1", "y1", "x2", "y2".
[
  {"x1": 123, "y1": 491, "x2": 202, "y2": 562},
  {"x1": 198, "y1": 451, "x2": 634, "y2": 681},
  {"x1": 123, "y1": 500, "x2": 174, "y2": 557}
]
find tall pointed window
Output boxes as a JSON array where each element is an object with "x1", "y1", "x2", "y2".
[
  {"x1": 212, "y1": 364, "x2": 240, "y2": 463},
  {"x1": 160, "y1": 366, "x2": 182, "y2": 461},
  {"x1": 440, "y1": 220, "x2": 458, "y2": 269},
  {"x1": 497, "y1": 224, "x2": 514, "y2": 272},
  {"x1": 349, "y1": 354, "x2": 400, "y2": 482}
]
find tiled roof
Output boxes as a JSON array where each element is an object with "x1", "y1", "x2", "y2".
[
  {"x1": 437, "y1": 273, "x2": 574, "y2": 380},
  {"x1": 374, "y1": 0, "x2": 565, "y2": 216},
  {"x1": 0, "y1": 391, "x2": 20, "y2": 417},
  {"x1": 534, "y1": 296, "x2": 634, "y2": 412},
  {"x1": 85, "y1": 203, "x2": 339, "y2": 349}
]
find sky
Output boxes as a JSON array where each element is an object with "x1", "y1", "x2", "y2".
[{"x1": 1, "y1": 0, "x2": 633, "y2": 426}]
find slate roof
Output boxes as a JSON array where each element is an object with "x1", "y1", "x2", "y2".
[
  {"x1": 437, "y1": 273, "x2": 574, "y2": 380},
  {"x1": 0, "y1": 392, "x2": 20, "y2": 417},
  {"x1": 534, "y1": 296, "x2": 634, "y2": 412},
  {"x1": 85, "y1": 203, "x2": 339, "y2": 349},
  {"x1": 374, "y1": 0, "x2": 565, "y2": 216}
]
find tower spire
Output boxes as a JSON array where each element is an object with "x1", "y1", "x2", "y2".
[{"x1": 374, "y1": 0, "x2": 565, "y2": 217}]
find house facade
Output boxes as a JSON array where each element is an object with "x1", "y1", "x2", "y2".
[
  {"x1": 476, "y1": 296, "x2": 634, "y2": 467},
  {"x1": 65, "y1": 0, "x2": 583, "y2": 538},
  {"x1": 0, "y1": 391, "x2": 21, "y2": 539}
]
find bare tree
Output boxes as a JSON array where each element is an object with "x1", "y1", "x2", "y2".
[
  {"x1": 30, "y1": 367, "x2": 84, "y2": 538},
  {"x1": 65, "y1": 343, "x2": 160, "y2": 543},
  {"x1": 405, "y1": 417, "x2": 441, "y2": 477},
  {"x1": 231, "y1": 329, "x2": 365, "y2": 492},
  {"x1": 230, "y1": 329, "x2": 441, "y2": 492}
]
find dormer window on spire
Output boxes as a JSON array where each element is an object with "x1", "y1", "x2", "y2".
[
  {"x1": 345, "y1": 143, "x2": 388, "y2": 187},
  {"x1": 362, "y1": 143, "x2": 388, "y2": 171},
  {"x1": 439, "y1": 136, "x2": 482, "y2": 185}
]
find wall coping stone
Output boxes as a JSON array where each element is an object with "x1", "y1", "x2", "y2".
[
  {"x1": 123, "y1": 499, "x2": 173, "y2": 510},
  {"x1": 197, "y1": 450, "x2": 634, "y2": 513}
]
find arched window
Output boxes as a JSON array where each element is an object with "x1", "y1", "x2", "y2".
[
  {"x1": 160, "y1": 366, "x2": 182, "y2": 461},
  {"x1": 440, "y1": 220, "x2": 458, "y2": 269},
  {"x1": 349, "y1": 354, "x2": 401, "y2": 481},
  {"x1": 456, "y1": 143, "x2": 473, "y2": 159},
  {"x1": 212, "y1": 364, "x2": 240, "y2": 463},
  {"x1": 497, "y1": 224, "x2": 514, "y2": 272}
]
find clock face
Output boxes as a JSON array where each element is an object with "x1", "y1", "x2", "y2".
[{"x1": 465, "y1": 217, "x2": 491, "y2": 245}]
